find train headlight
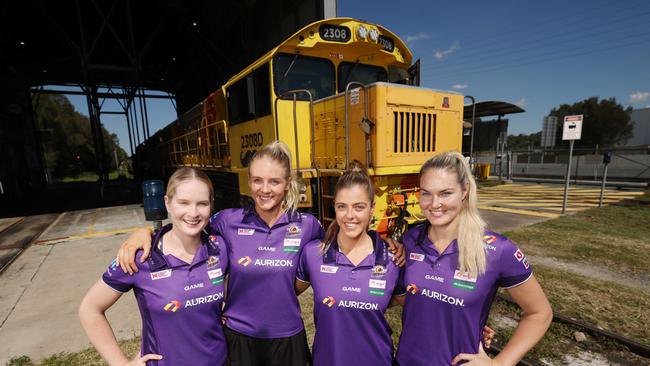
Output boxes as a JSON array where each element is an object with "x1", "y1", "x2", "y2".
[
  {"x1": 357, "y1": 25, "x2": 368, "y2": 40},
  {"x1": 369, "y1": 28, "x2": 379, "y2": 42}
]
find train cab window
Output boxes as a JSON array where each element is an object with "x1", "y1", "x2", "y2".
[
  {"x1": 338, "y1": 62, "x2": 387, "y2": 92},
  {"x1": 227, "y1": 64, "x2": 271, "y2": 125},
  {"x1": 273, "y1": 53, "x2": 335, "y2": 101}
]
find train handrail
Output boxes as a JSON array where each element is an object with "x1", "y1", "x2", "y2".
[
  {"x1": 273, "y1": 89, "x2": 315, "y2": 172},
  {"x1": 344, "y1": 82, "x2": 369, "y2": 169}
]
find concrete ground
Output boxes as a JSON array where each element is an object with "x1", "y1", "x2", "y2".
[{"x1": 0, "y1": 183, "x2": 641, "y2": 364}]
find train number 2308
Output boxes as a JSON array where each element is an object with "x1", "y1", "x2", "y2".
[{"x1": 241, "y1": 133, "x2": 263, "y2": 149}]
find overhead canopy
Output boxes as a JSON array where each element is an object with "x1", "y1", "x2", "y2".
[{"x1": 464, "y1": 101, "x2": 525, "y2": 119}]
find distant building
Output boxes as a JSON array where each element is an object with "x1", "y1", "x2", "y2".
[{"x1": 627, "y1": 107, "x2": 650, "y2": 146}]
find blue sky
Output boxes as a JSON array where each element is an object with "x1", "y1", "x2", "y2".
[
  {"x1": 340, "y1": 0, "x2": 650, "y2": 135},
  {"x1": 68, "y1": 0, "x2": 650, "y2": 152}
]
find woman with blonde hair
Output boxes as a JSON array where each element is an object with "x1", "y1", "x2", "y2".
[
  {"x1": 395, "y1": 152, "x2": 552, "y2": 366},
  {"x1": 116, "y1": 141, "x2": 323, "y2": 365},
  {"x1": 79, "y1": 167, "x2": 229, "y2": 365}
]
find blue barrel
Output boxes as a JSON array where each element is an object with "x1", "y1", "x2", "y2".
[{"x1": 143, "y1": 180, "x2": 167, "y2": 221}]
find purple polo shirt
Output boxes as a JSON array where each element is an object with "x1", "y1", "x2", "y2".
[
  {"x1": 297, "y1": 231, "x2": 404, "y2": 366},
  {"x1": 396, "y1": 224, "x2": 532, "y2": 365},
  {"x1": 209, "y1": 206, "x2": 323, "y2": 338},
  {"x1": 102, "y1": 224, "x2": 228, "y2": 366}
]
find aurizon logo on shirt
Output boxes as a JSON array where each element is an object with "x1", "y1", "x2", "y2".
[
  {"x1": 337, "y1": 300, "x2": 379, "y2": 310},
  {"x1": 163, "y1": 292, "x2": 224, "y2": 312},
  {"x1": 420, "y1": 288, "x2": 465, "y2": 307},
  {"x1": 254, "y1": 258, "x2": 293, "y2": 267}
]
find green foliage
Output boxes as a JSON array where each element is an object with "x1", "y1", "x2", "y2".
[
  {"x1": 34, "y1": 94, "x2": 129, "y2": 180},
  {"x1": 507, "y1": 131, "x2": 541, "y2": 150},
  {"x1": 549, "y1": 96, "x2": 633, "y2": 147}
]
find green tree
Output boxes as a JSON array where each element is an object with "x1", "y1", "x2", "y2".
[
  {"x1": 549, "y1": 97, "x2": 633, "y2": 147},
  {"x1": 508, "y1": 131, "x2": 541, "y2": 150},
  {"x1": 35, "y1": 94, "x2": 128, "y2": 179}
]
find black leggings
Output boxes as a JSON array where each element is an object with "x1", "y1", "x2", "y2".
[{"x1": 224, "y1": 326, "x2": 311, "y2": 366}]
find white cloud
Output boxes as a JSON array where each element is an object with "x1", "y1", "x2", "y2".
[
  {"x1": 514, "y1": 98, "x2": 528, "y2": 108},
  {"x1": 451, "y1": 84, "x2": 468, "y2": 90},
  {"x1": 405, "y1": 33, "x2": 432, "y2": 44},
  {"x1": 434, "y1": 41, "x2": 460, "y2": 60},
  {"x1": 629, "y1": 91, "x2": 650, "y2": 104}
]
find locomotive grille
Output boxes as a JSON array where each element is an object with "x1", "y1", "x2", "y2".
[{"x1": 393, "y1": 111, "x2": 436, "y2": 153}]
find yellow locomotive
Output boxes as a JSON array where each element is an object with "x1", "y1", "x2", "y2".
[{"x1": 139, "y1": 18, "x2": 465, "y2": 238}]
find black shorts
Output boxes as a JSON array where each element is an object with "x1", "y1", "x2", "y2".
[{"x1": 224, "y1": 326, "x2": 311, "y2": 366}]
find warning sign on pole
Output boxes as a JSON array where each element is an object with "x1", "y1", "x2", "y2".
[{"x1": 562, "y1": 115, "x2": 583, "y2": 141}]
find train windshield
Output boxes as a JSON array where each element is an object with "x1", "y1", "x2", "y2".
[
  {"x1": 273, "y1": 53, "x2": 336, "y2": 100},
  {"x1": 338, "y1": 62, "x2": 387, "y2": 92}
]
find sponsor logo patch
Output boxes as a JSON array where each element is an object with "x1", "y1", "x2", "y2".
[
  {"x1": 406, "y1": 283, "x2": 419, "y2": 295},
  {"x1": 286, "y1": 224, "x2": 301, "y2": 237},
  {"x1": 483, "y1": 235, "x2": 497, "y2": 244},
  {"x1": 258, "y1": 246, "x2": 276, "y2": 252},
  {"x1": 237, "y1": 228, "x2": 255, "y2": 236},
  {"x1": 369, "y1": 279, "x2": 386, "y2": 296},
  {"x1": 151, "y1": 269, "x2": 172, "y2": 280},
  {"x1": 522, "y1": 256, "x2": 530, "y2": 269},
  {"x1": 237, "y1": 256, "x2": 252, "y2": 266},
  {"x1": 409, "y1": 253, "x2": 425, "y2": 262},
  {"x1": 184, "y1": 283, "x2": 204, "y2": 291},
  {"x1": 283, "y1": 238, "x2": 301, "y2": 253},
  {"x1": 342, "y1": 286, "x2": 361, "y2": 293},
  {"x1": 514, "y1": 249, "x2": 525, "y2": 262},
  {"x1": 322, "y1": 296, "x2": 335, "y2": 307},
  {"x1": 452, "y1": 270, "x2": 477, "y2": 291},
  {"x1": 208, "y1": 268, "x2": 223, "y2": 279},
  {"x1": 371, "y1": 265, "x2": 386, "y2": 277},
  {"x1": 320, "y1": 265, "x2": 339, "y2": 274},
  {"x1": 425, "y1": 275, "x2": 445, "y2": 283},
  {"x1": 206, "y1": 256, "x2": 220, "y2": 269},
  {"x1": 164, "y1": 300, "x2": 181, "y2": 312},
  {"x1": 420, "y1": 288, "x2": 465, "y2": 307}
]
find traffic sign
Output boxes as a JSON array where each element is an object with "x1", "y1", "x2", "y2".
[{"x1": 562, "y1": 114, "x2": 583, "y2": 140}]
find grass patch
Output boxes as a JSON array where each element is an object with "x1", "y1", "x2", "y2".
[
  {"x1": 504, "y1": 198, "x2": 650, "y2": 274},
  {"x1": 535, "y1": 265, "x2": 650, "y2": 345},
  {"x1": 486, "y1": 263, "x2": 650, "y2": 365},
  {"x1": 488, "y1": 298, "x2": 650, "y2": 366},
  {"x1": 5, "y1": 338, "x2": 140, "y2": 366}
]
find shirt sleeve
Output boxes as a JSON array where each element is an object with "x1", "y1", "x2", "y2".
[
  {"x1": 497, "y1": 237, "x2": 533, "y2": 289},
  {"x1": 308, "y1": 215, "x2": 325, "y2": 241},
  {"x1": 102, "y1": 257, "x2": 136, "y2": 293},
  {"x1": 296, "y1": 241, "x2": 314, "y2": 283},
  {"x1": 207, "y1": 210, "x2": 224, "y2": 236}
]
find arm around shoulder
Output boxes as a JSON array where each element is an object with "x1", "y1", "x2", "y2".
[{"x1": 117, "y1": 228, "x2": 153, "y2": 274}]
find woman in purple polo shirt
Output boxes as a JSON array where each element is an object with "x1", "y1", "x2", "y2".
[
  {"x1": 79, "y1": 167, "x2": 229, "y2": 366},
  {"x1": 116, "y1": 141, "x2": 323, "y2": 365},
  {"x1": 295, "y1": 161, "x2": 404, "y2": 365},
  {"x1": 396, "y1": 152, "x2": 553, "y2": 366}
]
